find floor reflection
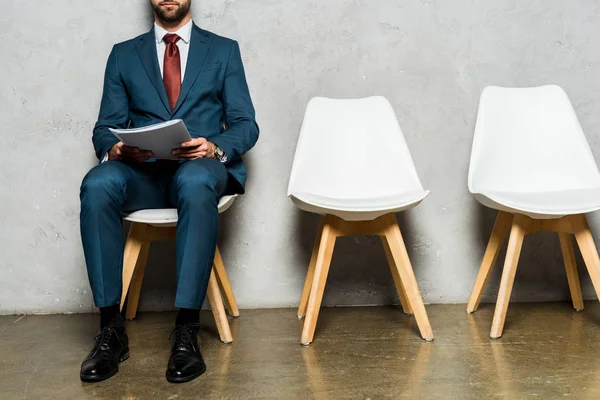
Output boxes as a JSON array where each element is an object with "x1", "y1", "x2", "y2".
[
  {"x1": 467, "y1": 305, "x2": 600, "y2": 398},
  {"x1": 300, "y1": 310, "x2": 434, "y2": 398}
]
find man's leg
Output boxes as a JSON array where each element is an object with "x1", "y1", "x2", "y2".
[
  {"x1": 81, "y1": 161, "x2": 167, "y2": 313},
  {"x1": 79, "y1": 160, "x2": 167, "y2": 382},
  {"x1": 165, "y1": 158, "x2": 228, "y2": 383},
  {"x1": 170, "y1": 158, "x2": 229, "y2": 311}
]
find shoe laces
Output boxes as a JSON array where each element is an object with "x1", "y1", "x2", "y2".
[
  {"x1": 94, "y1": 326, "x2": 116, "y2": 351},
  {"x1": 170, "y1": 326, "x2": 195, "y2": 351}
]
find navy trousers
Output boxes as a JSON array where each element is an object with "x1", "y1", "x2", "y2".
[{"x1": 80, "y1": 158, "x2": 229, "y2": 309}]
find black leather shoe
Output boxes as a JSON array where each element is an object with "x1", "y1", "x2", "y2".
[
  {"x1": 80, "y1": 325, "x2": 129, "y2": 382},
  {"x1": 166, "y1": 325, "x2": 206, "y2": 383}
]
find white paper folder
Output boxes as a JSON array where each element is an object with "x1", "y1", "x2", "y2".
[{"x1": 109, "y1": 119, "x2": 192, "y2": 159}]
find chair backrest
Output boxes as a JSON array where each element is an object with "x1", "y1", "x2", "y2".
[
  {"x1": 287, "y1": 96, "x2": 425, "y2": 200},
  {"x1": 468, "y1": 85, "x2": 600, "y2": 194}
]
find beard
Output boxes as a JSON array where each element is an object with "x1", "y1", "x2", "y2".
[{"x1": 153, "y1": 1, "x2": 191, "y2": 23}]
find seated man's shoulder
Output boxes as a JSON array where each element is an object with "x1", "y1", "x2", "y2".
[
  {"x1": 198, "y1": 28, "x2": 237, "y2": 47},
  {"x1": 113, "y1": 31, "x2": 151, "y2": 51}
]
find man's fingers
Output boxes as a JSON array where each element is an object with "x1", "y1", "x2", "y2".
[
  {"x1": 124, "y1": 149, "x2": 153, "y2": 157},
  {"x1": 172, "y1": 146, "x2": 200, "y2": 156},
  {"x1": 178, "y1": 152, "x2": 199, "y2": 159},
  {"x1": 136, "y1": 153, "x2": 153, "y2": 159},
  {"x1": 122, "y1": 151, "x2": 153, "y2": 162},
  {"x1": 186, "y1": 152, "x2": 207, "y2": 160},
  {"x1": 121, "y1": 145, "x2": 139, "y2": 153},
  {"x1": 178, "y1": 151, "x2": 207, "y2": 160},
  {"x1": 108, "y1": 142, "x2": 124, "y2": 160},
  {"x1": 171, "y1": 138, "x2": 210, "y2": 158},
  {"x1": 183, "y1": 144, "x2": 208, "y2": 154},
  {"x1": 121, "y1": 145, "x2": 152, "y2": 155},
  {"x1": 180, "y1": 138, "x2": 207, "y2": 148}
]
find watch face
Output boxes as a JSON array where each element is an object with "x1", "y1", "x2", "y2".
[{"x1": 214, "y1": 146, "x2": 227, "y2": 162}]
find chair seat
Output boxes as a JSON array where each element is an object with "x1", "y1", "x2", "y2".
[
  {"x1": 474, "y1": 187, "x2": 600, "y2": 219},
  {"x1": 124, "y1": 195, "x2": 237, "y2": 226},
  {"x1": 289, "y1": 189, "x2": 430, "y2": 221}
]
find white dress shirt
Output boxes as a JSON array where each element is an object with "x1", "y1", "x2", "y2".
[{"x1": 102, "y1": 21, "x2": 193, "y2": 162}]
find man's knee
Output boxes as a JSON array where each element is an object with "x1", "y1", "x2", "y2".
[
  {"x1": 80, "y1": 162, "x2": 126, "y2": 204},
  {"x1": 175, "y1": 159, "x2": 223, "y2": 198}
]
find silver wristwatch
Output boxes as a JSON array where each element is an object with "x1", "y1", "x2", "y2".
[{"x1": 213, "y1": 144, "x2": 227, "y2": 163}]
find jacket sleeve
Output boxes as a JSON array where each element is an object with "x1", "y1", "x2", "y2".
[
  {"x1": 211, "y1": 41, "x2": 259, "y2": 163},
  {"x1": 92, "y1": 45, "x2": 129, "y2": 160}
]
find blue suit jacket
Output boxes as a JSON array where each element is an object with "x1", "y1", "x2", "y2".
[{"x1": 93, "y1": 24, "x2": 259, "y2": 193}]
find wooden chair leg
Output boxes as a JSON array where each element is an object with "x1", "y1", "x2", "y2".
[
  {"x1": 213, "y1": 246, "x2": 240, "y2": 318},
  {"x1": 558, "y1": 233, "x2": 584, "y2": 311},
  {"x1": 120, "y1": 223, "x2": 148, "y2": 311},
  {"x1": 572, "y1": 215, "x2": 600, "y2": 302},
  {"x1": 381, "y1": 236, "x2": 413, "y2": 315},
  {"x1": 467, "y1": 211, "x2": 513, "y2": 313},
  {"x1": 298, "y1": 220, "x2": 324, "y2": 318},
  {"x1": 382, "y1": 215, "x2": 433, "y2": 341},
  {"x1": 301, "y1": 218, "x2": 337, "y2": 345},
  {"x1": 490, "y1": 214, "x2": 529, "y2": 339},
  {"x1": 207, "y1": 269, "x2": 233, "y2": 344},
  {"x1": 125, "y1": 243, "x2": 150, "y2": 320}
]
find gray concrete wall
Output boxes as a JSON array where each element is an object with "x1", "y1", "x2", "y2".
[{"x1": 2, "y1": 0, "x2": 600, "y2": 314}]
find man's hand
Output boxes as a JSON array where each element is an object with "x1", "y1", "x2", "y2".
[
  {"x1": 172, "y1": 138, "x2": 215, "y2": 160},
  {"x1": 108, "y1": 142, "x2": 154, "y2": 163}
]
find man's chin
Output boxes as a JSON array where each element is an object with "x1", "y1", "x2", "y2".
[
  {"x1": 160, "y1": 8, "x2": 179, "y2": 17},
  {"x1": 154, "y1": 2, "x2": 190, "y2": 24},
  {"x1": 158, "y1": 12, "x2": 182, "y2": 23}
]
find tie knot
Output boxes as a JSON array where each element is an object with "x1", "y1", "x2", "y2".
[{"x1": 163, "y1": 34, "x2": 181, "y2": 45}]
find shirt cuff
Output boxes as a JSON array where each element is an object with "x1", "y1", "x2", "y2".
[{"x1": 101, "y1": 153, "x2": 109, "y2": 163}]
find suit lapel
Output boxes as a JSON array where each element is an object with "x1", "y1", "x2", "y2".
[
  {"x1": 172, "y1": 24, "x2": 210, "y2": 114},
  {"x1": 136, "y1": 29, "x2": 172, "y2": 114}
]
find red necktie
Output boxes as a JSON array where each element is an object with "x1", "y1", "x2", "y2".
[{"x1": 163, "y1": 34, "x2": 181, "y2": 110}]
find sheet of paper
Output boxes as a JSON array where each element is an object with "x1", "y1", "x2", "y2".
[{"x1": 109, "y1": 120, "x2": 192, "y2": 159}]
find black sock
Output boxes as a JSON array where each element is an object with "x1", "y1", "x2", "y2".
[
  {"x1": 176, "y1": 308, "x2": 200, "y2": 326},
  {"x1": 100, "y1": 305, "x2": 123, "y2": 328}
]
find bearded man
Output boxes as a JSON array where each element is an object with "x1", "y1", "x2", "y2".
[{"x1": 79, "y1": 0, "x2": 258, "y2": 383}]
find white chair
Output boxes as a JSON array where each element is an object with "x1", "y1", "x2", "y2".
[
  {"x1": 119, "y1": 195, "x2": 240, "y2": 343},
  {"x1": 288, "y1": 96, "x2": 433, "y2": 345},
  {"x1": 467, "y1": 85, "x2": 600, "y2": 338}
]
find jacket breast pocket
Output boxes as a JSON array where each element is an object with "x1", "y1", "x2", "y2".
[{"x1": 200, "y1": 62, "x2": 222, "y2": 72}]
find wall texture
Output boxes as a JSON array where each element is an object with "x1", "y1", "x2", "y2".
[{"x1": 2, "y1": 0, "x2": 600, "y2": 314}]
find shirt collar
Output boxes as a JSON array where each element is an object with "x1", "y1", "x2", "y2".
[{"x1": 154, "y1": 20, "x2": 193, "y2": 44}]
